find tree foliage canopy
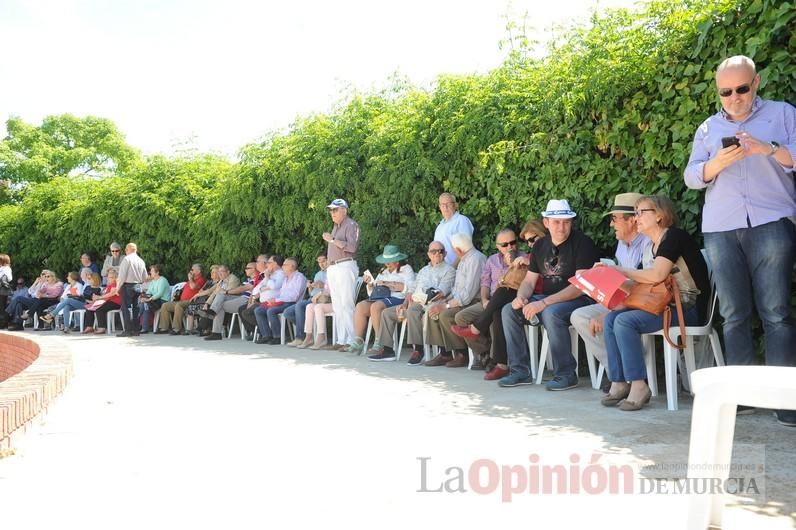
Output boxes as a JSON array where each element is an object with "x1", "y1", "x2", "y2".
[{"x1": 0, "y1": 114, "x2": 140, "y2": 185}]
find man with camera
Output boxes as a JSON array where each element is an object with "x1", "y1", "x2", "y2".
[
  {"x1": 684, "y1": 55, "x2": 796, "y2": 427},
  {"x1": 367, "y1": 240, "x2": 455, "y2": 363}
]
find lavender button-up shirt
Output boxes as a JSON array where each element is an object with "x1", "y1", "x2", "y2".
[
  {"x1": 276, "y1": 271, "x2": 308, "y2": 303},
  {"x1": 684, "y1": 97, "x2": 796, "y2": 233}
]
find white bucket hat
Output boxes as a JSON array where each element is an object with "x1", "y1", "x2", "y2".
[{"x1": 541, "y1": 199, "x2": 577, "y2": 219}]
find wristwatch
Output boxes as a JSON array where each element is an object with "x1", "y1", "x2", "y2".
[{"x1": 769, "y1": 141, "x2": 780, "y2": 156}]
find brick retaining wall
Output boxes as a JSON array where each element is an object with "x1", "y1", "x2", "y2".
[{"x1": 0, "y1": 332, "x2": 73, "y2": 450}]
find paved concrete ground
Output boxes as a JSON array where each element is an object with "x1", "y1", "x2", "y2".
[{"x1": 0, "y1": 332, "x2": 794, "y2": 529}]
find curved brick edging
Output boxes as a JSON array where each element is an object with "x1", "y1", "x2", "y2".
[{"x1": 0, "y1": 332, "x2": 73, "y2": 451}]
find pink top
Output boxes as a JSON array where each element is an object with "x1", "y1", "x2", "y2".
[{"x1": 38, "y1": 281, "x2": 64, "y2": 299}]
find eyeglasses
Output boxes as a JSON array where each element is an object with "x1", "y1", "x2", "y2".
[
  {"x1": 497, "y1": 240, "x2": 517, "y2": 248},
  {"x1": 245, "y1": 266, "x2": 255, "y2": 270},
  {"x1": 111, "y1": 250, "x2": 120, "y2": 253},
  {"x1": 634, "y1": 208, "x2": 656, "y2": 217},
  {"x1": 718, "y1": 78, "x2": 754, "y2": 98},
  {"x1": 428, "y1": 249, "x2": 445, "y2": 254}
]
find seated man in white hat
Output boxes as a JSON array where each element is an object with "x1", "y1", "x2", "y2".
[
  {"x1": 499, "y1": 199, "x2": 599, "y2": 390},
  {"x1": 570, "y1": 193, "x2": 651, "y2": 377}
]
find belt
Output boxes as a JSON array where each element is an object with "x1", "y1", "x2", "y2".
[{"x1": 329, "y1": 257, "x2": 355, "y2": 266}]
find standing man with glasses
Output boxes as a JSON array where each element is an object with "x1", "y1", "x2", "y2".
[
  {"x1": 685, "y1": 55, "x2": 796, "y2": 427},
  {"x1": 498, "y1": 199, "x2": 599, "y2": 390},
  {"x1": 323, "y1": 198, "x2": 360, "y2": 350},
  {"x1": 115, "y1": 242, "x2": 148, "y2": 337},
  {"x1": 434, "y1": 192, "x2": 474, "y2": 266}
]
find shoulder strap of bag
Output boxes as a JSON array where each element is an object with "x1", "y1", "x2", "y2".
[{"x1": 662, "y1": 275, "x2": 686, "y2": 350}]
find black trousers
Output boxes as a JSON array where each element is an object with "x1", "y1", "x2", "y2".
[
  {"x1": 473, "y1": 286, "x2": 517, "y2": 366},
  {"x1": 120, "y1": 283, "x2": 141, "y2": 333}
]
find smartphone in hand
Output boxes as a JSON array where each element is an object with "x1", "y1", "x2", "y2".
[{"x1": 721, "y1": 136, "x2": 740, "y2": 149}]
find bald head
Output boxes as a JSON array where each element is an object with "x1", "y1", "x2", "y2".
[{"x1": 716, "y1": 55, "x2": 756, "y2": 77}]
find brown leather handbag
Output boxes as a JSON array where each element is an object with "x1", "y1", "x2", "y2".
[
  {"x1": 624, "y1": 275, "x2": 686, "y2": 350},
  {"x1": 499, "y1": 263, "x2": 528, "y2": 290}
]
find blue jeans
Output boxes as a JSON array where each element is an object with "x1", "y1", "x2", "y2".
[
  {"x1": 604, "y1": 305, "x2": 698, "y2": 382},
  {"x1": 704, "y1": 218, "x2": 795, "y2": 367},
  {"x1": 502, "y1": 294, "x2": 594, "y2": 378},
  {"x1": 284, "y1": 299, "x2": 311, "y2": 339},
  {"x1": 254, "y1": 303, "x2": 295, "y2": 338},
  {"x1": 51, "y1": 298, "x2": 86, "y2": 326}
]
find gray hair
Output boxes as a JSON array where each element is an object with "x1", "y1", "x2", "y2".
[{"x1": 451, "y1": 233, "x2": 473, "y2": 252}]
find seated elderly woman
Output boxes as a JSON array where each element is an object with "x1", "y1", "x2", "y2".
[
  {"x1": 101, "y1": 242, "x2": 123, "y2": 285},
  {"x1": 344, "y1": 244, "x2": 415, "y2": 355},
  {"x1": 599, "y1": 195, "x2": 710, "y2": 411},
  {"x1": 41, "y1": 271, "x2": 90, "y2": 331},
  {"x1": 7, "y1": 270, "x2": 64, "y2": 330}
]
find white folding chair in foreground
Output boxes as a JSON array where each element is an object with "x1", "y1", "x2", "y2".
[{"x1": 686, "y1": 366, "x2": 796, "y2": 529}]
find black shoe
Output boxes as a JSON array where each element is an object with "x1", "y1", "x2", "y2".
[
  {"x1": 169, "y1": 329, "x2": 182, "y2": 336},
  {"x1": 154, "y1": 329, "x2": 169, "y2": 335},
  {"x1": 117, "y1": 331, "x2": 132, "y2": 337},
  {"x1": 268, "y1": 337, "x2": 280, "y2": 345},
  {"x1": 255, "y1": 337, "x2": 268, "y2": 344},
  {"x1": 189, "y1": 329, "x2": 201, "y2": 335},
  {"x1": 197, "y1": 308, "x2": 216, "y2": 319},
  {"x1": 204, "y1": 333, "x2": 223, "y2": 341}
]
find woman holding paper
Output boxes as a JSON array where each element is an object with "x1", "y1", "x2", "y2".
[{"x1": 600, "y1": 195, "x2": 710, "y2": 411}]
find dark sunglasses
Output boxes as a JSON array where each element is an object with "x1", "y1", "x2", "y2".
[
  {"x1": 428, "y1": 249, "x2": 445, "y2": 254},
  {"x1": 718, "y1": 80, "x2": 754, "y2": 98},
  {"x1": 525, "y1": 236, "x2": 538, "y2": 245},
  {"x1": 550, "y1": 245, "x2": 560, "y2": 268},
  {"x1": 497, "y1": 240, "x2": 518, "y2": 248}
]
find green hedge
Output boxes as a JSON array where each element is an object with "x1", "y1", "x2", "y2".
[{"x1": 1, "y1": 0, "x2": 794, "y2": 283}]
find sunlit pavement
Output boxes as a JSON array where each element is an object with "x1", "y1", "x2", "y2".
[{"x1": 1, "y1": 332, "x2": 793, "y2": 529}]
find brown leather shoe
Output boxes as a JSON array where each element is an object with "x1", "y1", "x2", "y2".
[
  {"x1": 618, "y1": 388, "x2": 652, "y2": 411},
  {"x1": 445, "y1": 352, "x2": 468, "y2": 368},
  {"x1": 424, "y1": 353, "x2": 453, "y2": 367}
]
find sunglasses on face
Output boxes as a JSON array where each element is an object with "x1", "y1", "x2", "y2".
[
  {"x1": 525, "y1": 236, "x2": 538, "y2": 245},
  {"x1": 497, "y1": 240, "x2": 517, "y2": 248},
  {"x1": 718, "y1": 79, "x2": 754, "y2": 98},
  {"x1": 428, "y1": 249, "x2": 445, "y2": 254}
]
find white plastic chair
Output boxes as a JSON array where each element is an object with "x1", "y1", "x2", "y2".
[
  {"x1": 69, "y1": 309, "x2": 86, "y2": 332},
  {"x1": 227, "y1": 312, "x2": 245, "y2": 339},
  {"x1": 641, "y1": 249, "x2": 724, "y2": 411},
  {"x1": 686, "y1": 366, "x2": 796, "y2": 529},
  {"x1": 279, "y1": 311, "x2": 294, "y2": 345},
  {"x1": 107, "y1": 309, "x2": 125, "y2": 334},
  {"x1": 533, "y1": 325, "x2": 580, "y2": 385}
]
